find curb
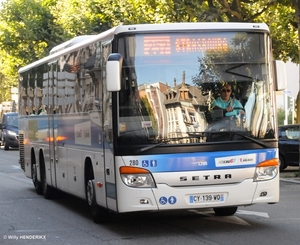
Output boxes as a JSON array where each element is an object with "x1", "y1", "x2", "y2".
[{"x1": 280, "y1": 178, "x2": 300, "y2": 184}]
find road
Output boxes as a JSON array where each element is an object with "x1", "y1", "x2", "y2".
[{"x1": 1, "y1": 149, "x2": 300, "y2": 245}]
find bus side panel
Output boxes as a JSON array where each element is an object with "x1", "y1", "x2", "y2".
[
  {"x1": 20, "y1": 117, "x2": 51, "y2": 184},
  {"x1": 93, "y1": 152, "x2": 107, "y2": 207},
  {"x1": 56, "y1": 146, "x2": 68, "y2": 192},
  {"x1": 54, "y1": 117, "x2": 106, "y2": 201},
  {"x1": 103, "y1": 144, "x2": 117, "y2": 211},
  {"x1": 66, "y1": 148, "x2": 85, "y2": 198},
  {"x1": 19, "y1": 128, "x2": 32, "y2": 179}
]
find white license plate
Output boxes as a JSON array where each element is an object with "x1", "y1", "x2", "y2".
[{"x1": 189, "y1": 193, "x2": 225, "y2": 203}]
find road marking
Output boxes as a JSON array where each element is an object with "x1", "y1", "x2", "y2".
[
  {"x1": 207, "y1": 215, "x2": 250, "y2": 226},
  {"x1": 236, "y1": 210, "x2": 269, "y2": 218},
  {"x1": 12, "y1": 165, "x2": 20, "y2": 169},
  {"x1": 188, "y1": 209, "x2": 250, "y2": 226},
  {"x1": 189, "y1": 209, "x2": 269, "y2": 225}
]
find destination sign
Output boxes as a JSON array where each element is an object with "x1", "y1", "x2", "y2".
[{"x1": 143, "y1": 36, "x2": 229, "y2": 55}]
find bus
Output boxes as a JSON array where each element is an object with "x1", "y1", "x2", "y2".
[{"x1": 18, "y1": 22, "x2": 286, "y2": 223}]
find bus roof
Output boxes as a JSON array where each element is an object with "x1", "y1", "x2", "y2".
[
  {"x1": 18, "y1": 22, "x2": 269, "y2": 73},
  {"x1": 49, "y1": 35, "x2": 97, "y2": 55},
  {"x1": 113, "y1": 22, "x2": 269, "y2": 34},
  {"x1": 18, "y1": 27, "x2": 117, "y2": 73}
]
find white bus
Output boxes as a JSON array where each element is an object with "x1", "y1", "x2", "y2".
[{"x1": 18, "y1": 22, "x2": 286, "y2": 223}]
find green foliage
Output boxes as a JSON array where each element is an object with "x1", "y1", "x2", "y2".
[
  {"x1": 277, "y1": 107, "x2": 294, "y2": 125},
  {"x1": 0, "y1": 0, "x2": 63, "y2": 99},
  {"x1": 277, "y1": 108, "x2": 285, "y2": 125},
  {"x1": 257, "y1": 3, "x2": 298, "y2": 63},
  {"x1": 0, "y1": 0, "x2": 60, "y2": 66},
  {"x1": 0, "y1": 0, "x2": 299, "y2": 102},
  {"x1": 51, "y1": 0, "x2": 109, "y2": 36}
]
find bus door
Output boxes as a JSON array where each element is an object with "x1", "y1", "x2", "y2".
[
  {"x1": 103, "y1": 85, "x2": 117, "y2": 211},
  {"x1": 102, "y1": 42, "x2": 118, "y2": 211},
  {"x1": 47, "y1": 61, "x2": 58, "y2": 189}
]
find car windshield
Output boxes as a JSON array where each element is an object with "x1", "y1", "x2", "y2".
[
  {"x1": 6, "y1": 116, "x2": 18, "y2": 127},
  {"x1": 116, "y1": 31, "x2": 275, "y2": 146},
  {"x1": 280, "y1": 126, "x2": 300, "y2": 140}
]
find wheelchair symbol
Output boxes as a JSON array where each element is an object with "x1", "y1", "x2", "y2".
[{"x1": 159, "y1": 196, "x2": 167, "y2": 205}]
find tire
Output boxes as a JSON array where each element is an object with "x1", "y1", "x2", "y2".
[
  {"x1": 32, "y1": 163, "x2": 43, "y2": 195},
  {"x1": 4, "y1": 140, "x2": 9, "y2": 151},
  {"x1": 40, "y1": 160, "x2": 54, "y2": 199},
  {"x1": 279, "y1": 155, "x2": 287, "y2": 172},
  {"x1": 86, "y1": 178, "x2": 111, "y2": 223},
  {"x1": 213, "y1": 206, "x2": 238, "y2": 216}
]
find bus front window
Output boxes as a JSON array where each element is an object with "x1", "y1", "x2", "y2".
[{"x1": 116, "y1": 32, "x2": 275, "y2": 147}]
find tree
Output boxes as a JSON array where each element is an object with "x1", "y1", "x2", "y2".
[
  {"x1": 0, "y1": 0, "x2": 300, "y2": 101},
  {"x1": 0, "y1": 0, "x2": 64, "y2": 98},
  {"x1": 0, "y1": 0, "x2": 63, "y2": 69},
  {"x1": 277, "y1": 108, "x2": 285, "y2": 126}
]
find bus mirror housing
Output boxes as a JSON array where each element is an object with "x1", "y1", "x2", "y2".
[
  {"x1": 106, "y1": 53, "x2": 123, "y2": 92},
  {"x1": 274, "y1": 60, "x2": 287, "y2": 91}
]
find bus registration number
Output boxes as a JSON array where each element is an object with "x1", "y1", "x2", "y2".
[{"x1": 190, "y1": 193, "x2": 225, "y2": 203}]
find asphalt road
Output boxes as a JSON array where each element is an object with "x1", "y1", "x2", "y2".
[{"x1": 1, "y1": 148, "x2": 300, "y2": 245}]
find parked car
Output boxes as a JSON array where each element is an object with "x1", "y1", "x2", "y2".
[
  {"x1": 0, "y1": 112, "x2": 19, "y2": 150},
  {"x1": 278, "y1": 124, "x2": 300, "y2": 171}
]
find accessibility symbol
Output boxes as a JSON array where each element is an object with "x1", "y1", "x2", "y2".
[
  {"x1": 168, "y1": 196, "x2": 177, "y2": 205},
  {"x1": 159, "y1": 196, "x2": 168, "y2": 205},
  {"x1": 150, "y1": 160, "x2": 157, "y2": 167},
  {"x1": 142, "y1": 160, "x2": 149, "y2": 167}
]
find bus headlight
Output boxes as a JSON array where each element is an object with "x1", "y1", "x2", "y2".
[
  {"x1": 120, "y1": 166, "x2": 156, "y2": 188},
  {"x1": 254, "y1": 158, "x2": 278, "y2": 182}
]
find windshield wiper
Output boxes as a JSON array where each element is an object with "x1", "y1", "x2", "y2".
[
  {"x1": 234, "y1": 132, "x2": 269, "y2": 148},
  {"x1": 134, "y1": 141, "x2": 169, "y2": 154},
  {"x1": 205, "y1": 131, "x2": 269, "y2": 148}
]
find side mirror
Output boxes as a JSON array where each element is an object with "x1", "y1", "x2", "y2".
[{"x1": 106, "y1": 53, "x2": 123, "y2": 92}]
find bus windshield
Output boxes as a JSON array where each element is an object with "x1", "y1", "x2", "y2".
[{"x1": 117, "y1": 31, "x2": 275, "y2": 146}]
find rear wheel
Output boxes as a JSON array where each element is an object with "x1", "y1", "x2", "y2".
[
  {"x1": 86, "y1": 172, "x2": 111, "y2": 223},
  {"x1": 32, "y1": 163, "x2": 43, "y2": 195},
  {"x1": 213, "y1": 206, "x2": 238, "y2": 216},
  {"x1": 40, "y1": 159, "x2": 54, "y2": 199}
]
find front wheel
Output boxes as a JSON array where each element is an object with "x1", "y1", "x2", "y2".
[
  {"x1": 86, "y1": 179, "x2": 111, "y2": 223},
  {"x1": 213, "y1": 206, "x2": 238, "y2": 216},
  {"x1": 279, "y1": 155, "x2": 287, "y2": 172},
  {"x1": 4, "y1": 140, "x2": 9, "y2": 151}
]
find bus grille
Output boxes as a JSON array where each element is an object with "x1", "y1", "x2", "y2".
[{"x1": 19, "y1": 134, "x2": 25, "y2": 171}]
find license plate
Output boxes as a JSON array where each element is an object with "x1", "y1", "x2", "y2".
[{"x1": 189, "y1": 193, "x2": 225, "y2": 203}]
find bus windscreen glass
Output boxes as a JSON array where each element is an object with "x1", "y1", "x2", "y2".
[{"x1": 117, "y1": 32, "x2": 272, "y2": 146}]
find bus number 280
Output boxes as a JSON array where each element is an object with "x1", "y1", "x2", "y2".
[{"x1": 129, "y1": 160, "x2": 139, "y2": 166}]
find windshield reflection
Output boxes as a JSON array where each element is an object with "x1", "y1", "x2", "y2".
[{"x1": 117, "y1": 32, "x2": 275, "y2": 146}]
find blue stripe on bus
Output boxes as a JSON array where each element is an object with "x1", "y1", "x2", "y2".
[{"x1": 123, "y1": 148, "x2": 277, "y2": 172}]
